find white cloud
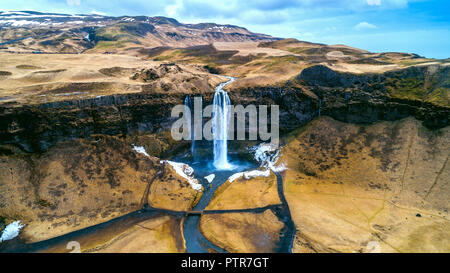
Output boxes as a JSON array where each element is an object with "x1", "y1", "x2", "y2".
[
  {"x1": 165, "y1": 0, "x2": 182, "y2": 17},
  {"x1": 367, "y1": 0, "x2": 410, "y2": 8},
  {"x1": 354, "y1": 21, "x2": 377, "y2": 30},
  {"x1": 90, "y1": 10, "x2": 106, "y2": 16},
  {"x1": 66, "y1": 0, "x2": 81, "y2": 6},
  {"x1": 367, "y1": 0, "x2": 381, "y2": 6}
]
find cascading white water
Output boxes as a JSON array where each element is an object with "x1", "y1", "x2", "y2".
[
  {"x1": 184, "y1": 95, "x2": 195, "y2": 156},
  {"x1": 212, "y1": 76, "x2": 235, "y2": 169}
]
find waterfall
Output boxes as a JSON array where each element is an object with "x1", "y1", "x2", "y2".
[
  {"x1": 318, "y1": 98, "x2": 322, "y2": 117},
  {"x1": 184, "y1": 95, "x2": 195, "y2": 157},
  {"x1": 212, "y1": 76, "x2": 235, "y2": 169}
]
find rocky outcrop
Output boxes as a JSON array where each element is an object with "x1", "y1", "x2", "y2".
[
  {"x1": 228, "y1": 85, "x2": 318, "y2": 134},
  {"x1": 0, "y1": 93, "x2": 186, "y2": 153},
  {"x1": 0, "y1": 64, "x2": 448, "y2": 155},
  {"x1": 230, "y1": 64, "x2": 449, "y2": 132},
  {"x1": 298, "y1": 64, "x2": 449, "y2": 128},
  {"x1": 130, "y1": 63, "x2": 182, "y2": 82},
  {"x1": 299, "y1": 64, "x2": 449, "y2": 91}
]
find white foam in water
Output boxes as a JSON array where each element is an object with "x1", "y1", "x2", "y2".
[
  {"x1": 0, "y1": 220, "x2": 25, "y2": 242},
  {"x1": 161, "y1": 160, "x2": 203, "y2": 192},
  {"x1": 212, "y1": 76, "x2": 235, "y2": 170},
  {"x1": 228, "y1": 168, "x2": 271, "y2": 183},
  {"x1": 226, "y1": 143, "x2": 288, "y2": 183},
  {"x1": 250, "y1": 143, "x2": 288, "y2": 172},
  {"x1": 204, "y1": 174, "x2": 215, "y2": 183},
  {"x1": 132, "y1": 145, "x2": 150, "y2": 157},
  {"x1": 271, "y1": 163, "x2": 287, "y2": 172}
]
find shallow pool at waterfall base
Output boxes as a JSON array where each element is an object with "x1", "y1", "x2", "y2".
[
  {"x1": 173, "y1": 153, "x2": 258, "y2": 183},
  {"x1": 173, "y1": 152, "x2": 259, "y2": 253}
]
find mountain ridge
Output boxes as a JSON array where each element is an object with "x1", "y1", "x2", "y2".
[{"x1": 0, "y1": 10, "x2": 278, "y2": 54}]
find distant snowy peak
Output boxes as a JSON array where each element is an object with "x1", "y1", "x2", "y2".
[
  {"x1": 0, "y1": 10, "x2": 109, "y2": 27},
  {"x1": 185, "y1": 22, "x2": 244, "y2": 31},
  {"x1": 0, "y1": 11, "x2": 247, "y2": 32},
  {"x1": 0, "y1": 10, "x2": 277, "y2": 50},
  {"x1": 2, "y1": 10, "x2": 105, "y2": 16},
  {"x1": 0, "y1": 10, "x2": 102, "y2": 19}
]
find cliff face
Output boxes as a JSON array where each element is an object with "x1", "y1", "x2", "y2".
[
  {"x1": 230, "y1": 65, "x2": 449, "y2": 135},
  {"x1": 299, "y1": 63, "x2": 450, "y2": 94},
  {"x1": 0, "y1": 61, "x2": 449, "y2": 251},
  {"x1": 0, "y1": 64, "x2": 448, "y2": 154},
  {"x1": 297, "y1": 64, "x2": 449, "y2": 128},
  {"x1": 0, "y1": 93, "x2": 184, "y2": 153},
  {"x1": 0, "y1": 89, "x2": 316, "y2": 153}
]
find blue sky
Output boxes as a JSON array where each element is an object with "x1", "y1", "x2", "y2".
[{"x1": 1, "y1": 0, "x2": 449, "y2": 58}]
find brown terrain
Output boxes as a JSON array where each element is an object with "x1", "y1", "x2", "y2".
[
  {"x1": 0, "y1": 11, "x2": 449, "y2": 253},
  {"x1": 33, "y1": 214, "x2": 186, "y2": 253},
  {"x1": 198, "y1": 172, "x2": 283, "y2": 252},
  {"x1": 280, "y1": 117, "x2": 449, "y2": 252},
  {"x1": 205, "y1": 171, "x2": 280, "y2": 210},
  {"x1": 0, "y1": 135, "x2": 200, "y2": 244},
  {"x1": 200, "y1": 210, "x2": 284, "y2": 253}
]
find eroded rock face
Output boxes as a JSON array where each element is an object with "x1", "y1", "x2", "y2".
[
  {"x1": 228, "y1": 67, "x2": 449, "y2": 143},
  {"x1": 298, "y1": 64, "x2": 450, "y2": 128},
  {"x1": 131, "y1": 63, "x2": 182, "y2": 82},
  {"x1": 0, "y1": 93, "x2": 185, "y2": 153},
  {"x1": 1, "y1": 64, "x2": 447, "y2": 154},
  {"x1": 281, "y1": 116, "x2": 450, "y2": 253}
]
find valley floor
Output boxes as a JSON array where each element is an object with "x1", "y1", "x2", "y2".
[{"x1": 1, "y1": 116, "x2": 448, "y2": 253}]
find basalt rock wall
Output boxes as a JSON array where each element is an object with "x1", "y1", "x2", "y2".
[{"x1": 1, "y1": 65, "x2": 448, "y2": 153}]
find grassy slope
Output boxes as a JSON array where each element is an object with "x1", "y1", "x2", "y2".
[{"x1": 279, "y1": 116, "x2": 449, "y2": 252}]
